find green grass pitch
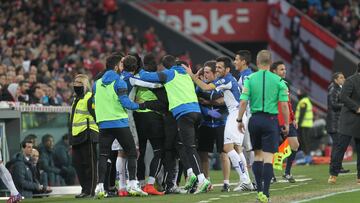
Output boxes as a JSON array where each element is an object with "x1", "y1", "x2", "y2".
[{"x1": 16, "y1": 162, "x2": 360, "y2": 203}]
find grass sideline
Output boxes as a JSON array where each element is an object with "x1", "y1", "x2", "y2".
[{"x1": 18, "y1": 162, "x2": 359, "y2": 203}]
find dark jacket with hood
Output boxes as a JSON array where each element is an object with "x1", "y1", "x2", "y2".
[
  {"x1": 11, "y1": 153, "x2": 40, "y2": 198},
  {"x1": 326, "y1": 82, "x2": 343, "y2": 133}
]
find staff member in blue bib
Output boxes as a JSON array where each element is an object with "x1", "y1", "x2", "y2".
[
  {"x1": 138, "y1": 55, "x2": 210, "y2": 194},
  {"x1": 93, "y1": 54, "x2": 147, "y2": 198}
]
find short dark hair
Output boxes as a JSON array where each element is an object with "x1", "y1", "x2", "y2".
[
  {"x1": 270, "y1": 61, "x2": 284, "y2": 72},
  {"x1": 204, "y1": 60, "x2": 216, "y2": 73},
  {"x1": 236, "y1": 50, "x2": 251, "y2": 65},
  {"x1": 123, "y1": 55, "x2": 138, "y2": 72},
  {"x1": 332, "y1": 72, "x2": 343, "y2": 82},
  {"x1": 128, "y1": 52, "x2": 143, "y2": 72},
  {"x1": 25, "y1": 134, "x2": 37, "y2": 140},
  {"x1": 216, "y1": 56, "x2": 232, "y2": 69},
  {"x1": 21, "y1": 139, "x2": 33, "y2": 149},
  {"x1": 161, "y1": 55, "x2": 176, "y2": 69},
  {"x1": 42, "y1": 134, "x2": 53, "y2": 144},
  {"x1": 106, "y1": 54, "x2": 123, "y2": 70},
  {"x1": 143, "y1": 54, "x2": 157, "y2": 72},
  {"x1": 19, "y1": 80, "x2": 29, "y2": 87}
]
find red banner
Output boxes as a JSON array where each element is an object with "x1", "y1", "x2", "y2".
[{"x1": 141, "y1": 2, "x2": 269, "y2": 42}]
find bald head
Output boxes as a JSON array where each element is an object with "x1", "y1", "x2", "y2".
[{"x1": 256, "y1": 50, "x2": 272, "y2": 69}]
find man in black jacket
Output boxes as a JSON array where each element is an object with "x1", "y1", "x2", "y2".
[
  {"x1": 12, "y1": 140, "x2": 43, "y2": 198},
  {"x1": 327, "y1": 72, "x2": 349, "y2": 174},
  {"x1": 329, "y1": 64, "x2": 360, "y2": 184}
]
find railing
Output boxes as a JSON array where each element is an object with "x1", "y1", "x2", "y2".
[{"x1": 0, "y1": 105, "x2": 70, "y2": 159}]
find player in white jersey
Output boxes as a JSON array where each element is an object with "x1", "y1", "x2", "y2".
[
  {"x1": 185, "y1": 56, "x2": 254, "y2": 192},
  {"x1": 0, "y1": 134, "x2": 22, "y2": 203},
  {"x1": 234, "y1": 50, "x2": 255, "y2": 178}
]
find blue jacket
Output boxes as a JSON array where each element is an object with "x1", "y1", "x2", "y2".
[
  {"x1": 139, "y1": 65, "x2": 200, "y2": 119},
  {"x1": 93, "y1": 70, "x2": 139, "y2": 129},
  {"x1": 196, "y1": 86, "x2": 227, "y2": 128}
]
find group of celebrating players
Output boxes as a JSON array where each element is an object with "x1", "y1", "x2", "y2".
[{"x1": 87, "y1": 49, "x2": 295, "y2": 203}]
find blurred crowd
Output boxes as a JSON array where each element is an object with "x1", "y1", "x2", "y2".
[
  {"x1": 0, "y1": 0, "x2": 165, "y2": 106},
  {"x1": 289, "y1": 0, "x2": 360, "y2": 51}
]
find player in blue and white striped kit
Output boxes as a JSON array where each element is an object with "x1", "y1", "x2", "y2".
[{"x1": 185, "y1": 56, "x2": 254, "y2": 192}]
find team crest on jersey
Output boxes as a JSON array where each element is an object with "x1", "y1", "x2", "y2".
[{"x1": 216, "y1": 78, "x2": 226, "y2": 85}]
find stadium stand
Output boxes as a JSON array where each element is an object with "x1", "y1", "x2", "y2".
[{"x1": 0, "y1": 0, "x2": 165, "y2": 106}]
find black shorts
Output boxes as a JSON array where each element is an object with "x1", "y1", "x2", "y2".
[
  {"x1": 99, "y1": 127, "x2": 137, "y2": 158},
  {"x1": 197, "y1": 125, "x2": 225, "y2": 153},
  {"x1": 134, "y1": 111, "x2": 165, "y2": 139},
  {"x1": 279, "y1": 123, "x2": 298, "y2": 138},
  {"x1": 248, "y1": 113, "x2": 280, "y2": 153}
]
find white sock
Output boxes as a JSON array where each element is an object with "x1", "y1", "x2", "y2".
[
  {"x1": 197, "y1": 173, "x2": 205, "y2": 184},
  {"x1": 148, "y1": 177, "x2": 155, "y2": 185},
  {"x1": 239, "y1": 152, "x2": 251, "y2": 183},
  {"x1": 116, "y1": 157, "x2": 127, "y2": 190},
  {"x1": 187, "y1": 168, "x2": 194, "y2": 177},
  {"x1": 0, "y1": 163, "x2": 19, "y2": 195},
  {"x1": 129, "y1": 180, "x2": 137, "y2": 188},
  {"x1": 173, "y1": 159, "x2": 179, "y2": 186},
  {"x1": 96, "y1": 183, "x2": 104, "y2": 191},
  {"x1": 227, "y1": 150, "x2": 250, "y2": 184},
  {"x1": 224, "y1": 179, "x2": 230, "y2": 185}
]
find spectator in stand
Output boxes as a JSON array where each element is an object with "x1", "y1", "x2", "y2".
[
  {"x1": 11, "y1": 140, "x2": 43, "y2": 198},
  {"x1": 18, "y1": 80, "x2": 30, "y2": 103},
  {"x1": 144, "y1": 26, "x2": 158, "y2": 52},
  {"x1": 39, "y1": 134, "x2": 62, "y2": 186},
  {"x1": 53, "y1": 135, "x2": 76, "y2": 186},
  {"x1": 2, "y1": 83, "x2": 19, "y2": 102},
  {"x1": 29, "y1": 86, "x2": 46, "y2": 105}
]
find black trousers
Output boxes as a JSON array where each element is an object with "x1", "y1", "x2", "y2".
[
  {"x1": 72, "y1": 139, "x2": 97, "y2": 195},
  {"x1": 175, "y1": 112, "x2": 203, "y2": 176},
  {"x1": 134, "y1": 112, "x2": 165, "y2": 181},
  {"x1": 329, "y1": 133, "x2": 343, "y2": 169},
  {"x1": 330, "y1": 134, "x2": 360, "y2": 178},
  {"x1": 104, "y1": 151, "x2": 117, "y2": 190},
  {"x1": 298, "y1": 127, "x2": 312, "y2": 155},
  {"x1": 163, "y1": 112, "x2": 179, "y2": 189},
  {"x1": 98, "y1": 127, "x2": 137, "y2": 183}
]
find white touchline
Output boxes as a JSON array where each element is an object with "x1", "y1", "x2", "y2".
[
  {"x1": 197, "y1": 183, "x2": 307, "y2": 203},
  {"x1": 291, "y1": 188, "x2": 360, "y2": 203}
]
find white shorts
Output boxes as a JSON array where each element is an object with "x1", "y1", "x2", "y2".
[
  {"x1": 242, "y1": 113, "x2": 252, "y2": 151},
  {"x1": 111, "y1": 139, "x2": 123, "y2": 151},
  {"x1": 224, "y1": 111, "x2": 245, "y2": 145}
]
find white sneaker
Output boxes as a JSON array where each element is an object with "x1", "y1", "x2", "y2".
[
  {"x1": 127, "y1": 181, "x2": 148, "y2": 196},
  {"x1": 95, "y1": 184, "x2": 107, "y2": 199},
  {"x1": 233, "y1": 182, "x2": 254, "y2": 192}
]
